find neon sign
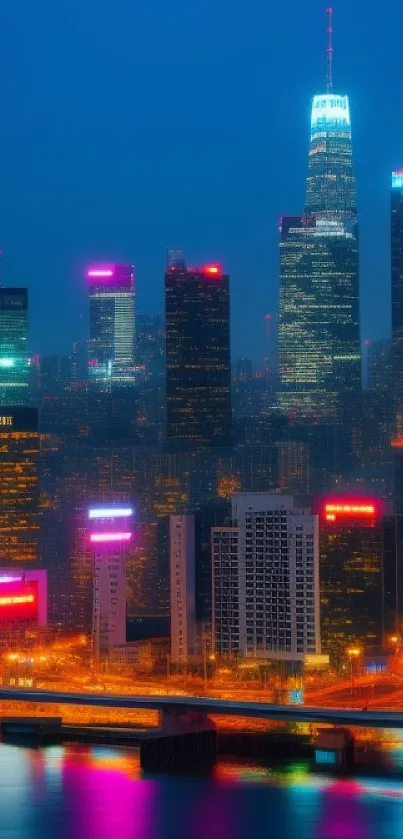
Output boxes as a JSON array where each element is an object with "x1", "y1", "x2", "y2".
[
  {"x1": 0, "y1": 594, "x2": 34, "y2": 606},
  {"x1": 88, "y1": 507, "x2": 133, "y2": 520},
  {"x1": 90, "y1": 532, "x2": 132, "y2": 544}
]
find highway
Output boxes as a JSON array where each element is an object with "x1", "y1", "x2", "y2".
[{"x1": 1, "y1": 688, "x2": 403, "y2": 728}]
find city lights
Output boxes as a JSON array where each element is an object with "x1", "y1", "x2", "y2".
[
  {"x1": 88, "y1": 507, "x2": 133, "y2": 520},
  {"x1": 90, "y1": 532, "x2": 132, "y2": 544}
]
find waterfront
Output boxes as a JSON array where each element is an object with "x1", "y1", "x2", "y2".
[{"x1": 1, "y1": 743, "x2": 403, "y2": 838}]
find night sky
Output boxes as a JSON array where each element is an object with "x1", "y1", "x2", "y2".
[{"x1": 0, "y1": 0, "x2": 400, "y2": 360}]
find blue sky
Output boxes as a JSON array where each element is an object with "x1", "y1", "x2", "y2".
[{"x1": 0, "y1": 0, "x2": 400, "y2": 360}]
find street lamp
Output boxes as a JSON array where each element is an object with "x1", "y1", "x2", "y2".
[{"x1": 347, "y1": 647, "x2": 361, "y2": 693}]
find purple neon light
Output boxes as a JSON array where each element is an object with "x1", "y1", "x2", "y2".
[
  {"x1": 87, "y1": 269, "x2": 114, "y2": 278},
  {"x1": 90, "y1": 532, "x2": 132, "y2": 544},
  {"x1": 0, "y1": 576, "x2": 21, "y2": 584}
]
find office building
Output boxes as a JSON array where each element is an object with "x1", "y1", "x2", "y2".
[
  {"x1": 87, "y1": 264, "x2": 135, "y2": 386},
  {"x1": 392, "y1": 437, "x2": 403, "y2": 516},
  {"x1": 169, "y1": 515, "x2": 196, "y2": 664},
  {"x1": 278, "y1": 13, "x2": 360, "y2": 417},
  {"x1": 165, "y1": 260, "x2": 232, "y2": 446},
  {"x1": 319, "y1": 498, "x2": 384, "y2": 666},
  {"x1": 0, "y1": 288, "x2": 29, "y2": 405},
  {"x1": 278, "y1": 216, "x2": 360, "y2": 417},
  {"x1": 391, "y1": 171, "x2": 403, "y2": 411},
  {"x1": 305, "y1": 93, "x2": 356, "y2": 221},
  {"x1": 0, "y1": 408, "x2": 39, "y2": 564},
  {"x1": 88, "y1": 506, "x2": 133, "y2": 658},
  {"x1": 212, "y1": 494, "x2": 320, "y2": 661}
]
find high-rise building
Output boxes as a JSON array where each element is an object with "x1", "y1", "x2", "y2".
[
  {"x1": 87, "y1": 265, "x2": 135, "y2": 386},
  {"x1": 169, "y1": 515, "x2": 196, "y2": 664},
  {"x1": 165, "y1": 261, "x2": 232, "y2": 447},
  {"x1": 278, "y1": 12, "x2": 360, "y2": 418},
  {"x1": 212, "y1": 494, "x2": 320, "y2": 661},
  {"x1": 278, "y1": 216, "x2": 361, "y2": 417},
  {"x1": 305, "y1": 94, "x2": 356, "y2": 221},
  {"x1": 0, "y1": 288, "x2": 29, "y2": 405},
  {"x1": 88, "y1": 506, "x2": 133, "y2": 658},
  {"x1": 0, "y1": 408, "x2": 39, "y2": 564},
  {"x1": 318, "y1": 498, "x2": 384, "y2": 666},
  {"x1": 391, "y1": 170, "x2": 403, "y2": 411}
]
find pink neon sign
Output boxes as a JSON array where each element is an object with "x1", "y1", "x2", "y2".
[
  {"x1": 87, "y1": 269, "x2": 114, "y2": 278},
  {"x1": 90, "y1": 532, "x2": 132, "y2": 544}
]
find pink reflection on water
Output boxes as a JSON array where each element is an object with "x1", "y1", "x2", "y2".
[
  {"x1": 317, "y1": 780, "x2": 371, "y2": 839},
  {"x1": 62, "y1": 746, "x2": 156, "y2": 839}
]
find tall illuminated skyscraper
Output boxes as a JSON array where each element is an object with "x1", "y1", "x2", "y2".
[
  {"x1": 391, "y1": 170, "x2": 403, "y2": 412},
  {"x1": 87, "y1": 265, "x2": 135, "y2": 386},
  {"x1": 165, "y1": 260, "x2": 232, "y2": 446},
  {"x1": 0, "y1": 288, "x2": 29, "y2": 405},
  {"x1": 278, "y1": 11, "x2": 360, "y2": 417}
]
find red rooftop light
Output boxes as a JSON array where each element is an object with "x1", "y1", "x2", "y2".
[
  {"x1": 203, "y1": 264, "x2": 222, "y2": 276},
  {"x1": 391, "y1": 438, "x2": 403, "y2": 448}
]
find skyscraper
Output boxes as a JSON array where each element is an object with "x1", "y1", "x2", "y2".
[
  {"x1": 278, "y1": 215, "x2": 361, "y2": 416},
  {"x1": 0, "y1": 408, "x2": 40, "y2": 564},
  {"x1": 88, "y1": 506, "x2": 133, "y2": 659},
  {"x1": 165, "y1": 261, "x2": 232, "y2": 447},
  {"x1": 87, "y1": 265, "x2": 135, "y2": 387},
  {"x1": 391, "y1": 170, "x2": 403, "y2": 413},
  {"x1": 0, "y1": 288, "x2": 29, "y2": 406},
  {"x1": 319, "y1": 498, "x2": 384, "y2": 666},
  {"x1": 278, "y1": 11, "x2": 360, "y2": 418},
  {"x1": 212, "y1": 494, "x2": 321, "y2": 661}
]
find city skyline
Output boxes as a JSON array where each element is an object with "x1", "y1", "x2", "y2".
[{"x1": 0, "y1": 1, "x2": 398, "y2": 360}]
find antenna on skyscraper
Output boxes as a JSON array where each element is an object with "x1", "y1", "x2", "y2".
[{"x1": 326, "y1": 7, "x2": 333, "y2": 92}]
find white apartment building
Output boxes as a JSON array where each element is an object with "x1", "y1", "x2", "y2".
[
  {"x1": 170, "y1": 515, "x2": 197, "y2": 664},
  {"x1": 212, "y1": 494, "x2": 320, "y2": 661}
]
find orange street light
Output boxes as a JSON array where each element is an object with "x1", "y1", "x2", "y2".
[{"x1": 347, "y1": 647, "x2": 361, "y2": 658}]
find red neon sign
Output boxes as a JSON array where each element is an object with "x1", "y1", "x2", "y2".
[
  {"x1": 0, "y1": 580, "x2": 38, "y2": 622},
  {"x1": 0, "y1": 594, "x2": 34, "y2": 606},
  {"x1": 321, "y1": 498, "x2": 381, "y2": 524}
]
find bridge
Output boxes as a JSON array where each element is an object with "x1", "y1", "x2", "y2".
[{"x1": 0, "y1": 687, "x2": 401, "y2": 729}]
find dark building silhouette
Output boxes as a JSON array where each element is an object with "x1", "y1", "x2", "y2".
[
  {"x1": 165, "y1": 261, "x2": 232, "y2": 447},
  {"x1": 391, "y1": 171, "x2": 403, "y2": 413}
]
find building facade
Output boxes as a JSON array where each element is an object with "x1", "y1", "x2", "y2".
[
  {"x1": 0, "y1": 288, "x2": 29, "y2": 406},
  {"x1": 88, "y1": 506, "x2": 132, "y2": 658},
  {"x1": 318, "y1": 498, "x2": 384, "y2": 666},
  {"x1": 0, "y1": 408, "x2": 39, "y2": 565},
  {"x1": 87, "y1": 265, "x2": 135, "y2": 386},
  {"x1": 278, "y1": 216, "x2": 361, "y2": 417},
  {"x1": 165, "y1": 261, "x2": 232, "y2": 447},
  {"x1": 212, "y1": 493, "x2": 320, "y2": 661},
  {"x1": 169, "y1": 515, "x2": 196, "y2": 664}
]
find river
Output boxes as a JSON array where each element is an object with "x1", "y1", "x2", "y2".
[{"x1": 1, "y1": 742, "x2": 403, "y2": 838}]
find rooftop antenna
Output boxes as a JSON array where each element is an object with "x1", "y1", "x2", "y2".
[{"x1": 326, "y1": 7, "x2": 333, "y2": 92}]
